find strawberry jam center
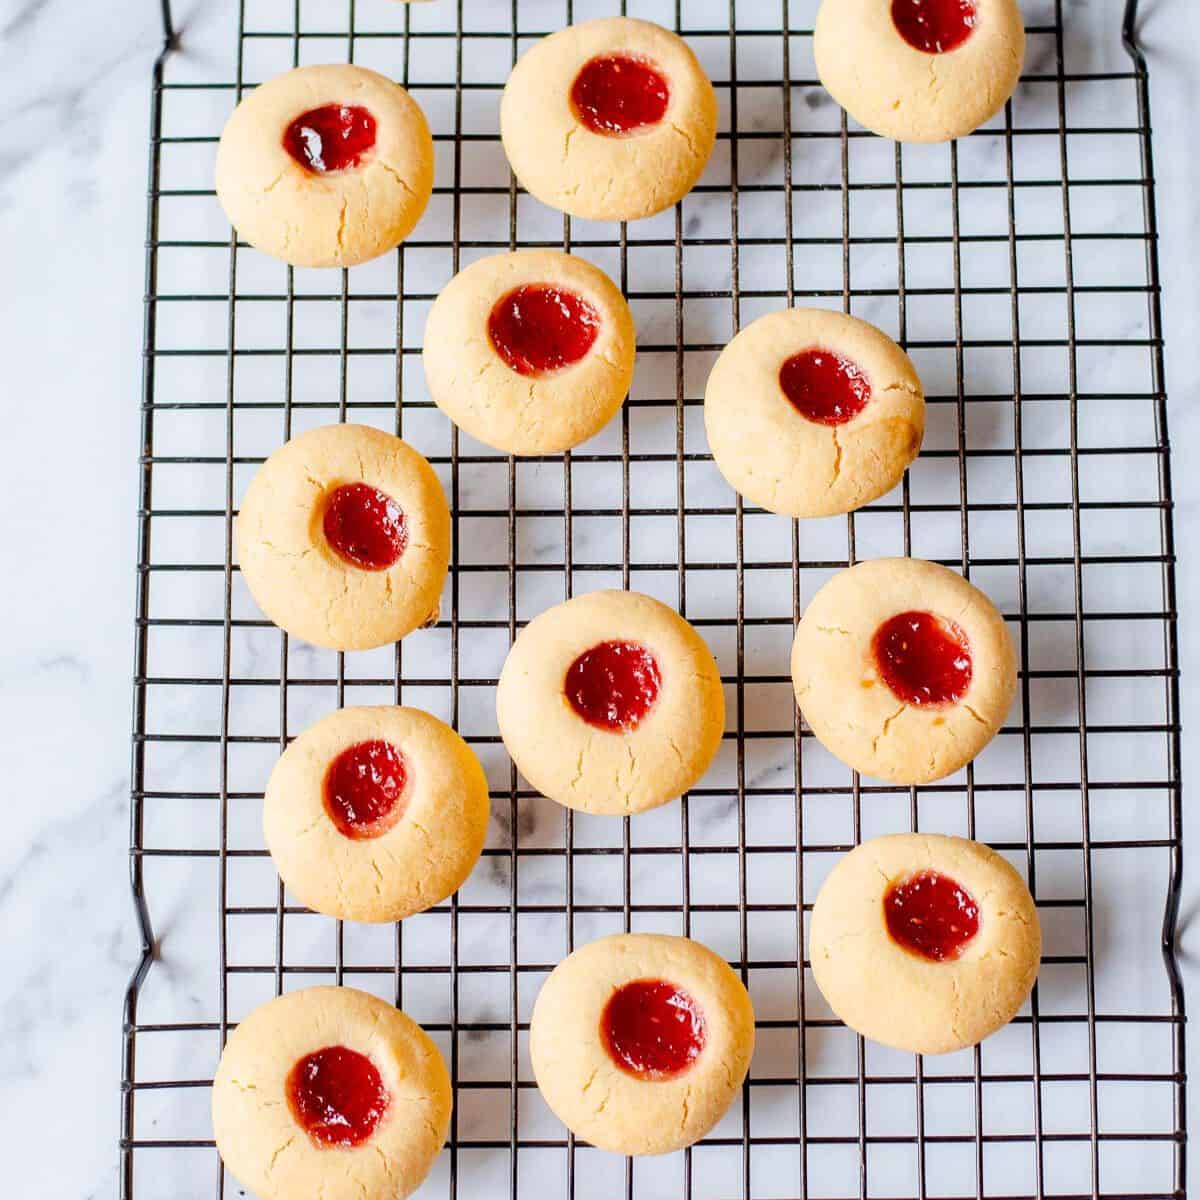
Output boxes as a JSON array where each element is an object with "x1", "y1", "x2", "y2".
[
  {"x1": 884, "y1": 870, "x2": 980, "y2": 961},
  {"x1": 601, "y1": 979, "x2": 706, "y2": 1080},
  {"x1": 286, "y1": 1045, "x2": 389, "y2": 1148},
  {"x1": 779, "y1": 348, "x2": 872, "y2": 426},
  {"x1": 570, "y1": 53, "x2": 670, "y2": 136},
  {"x1": 283, "y1": 104, "x2": 377, "y2": 173},
  {"x1": 322, "y1": 483, "x2": 407, "y2": 571},
  {"x1": 565, "y1": 640, "x2": 661, "y2": 731},
  {"x1": 872, "y1": 610, "x2": 972, "y2": 707},
  {"x1": 488, "y1": 285, "x2": 600, "y2": 377},
  {"x1": 891, "y1": 0, "x2": 978, "y2": 54},
  {"x1": 323, "y1": 739, "x2": 408, "y2": 840}
]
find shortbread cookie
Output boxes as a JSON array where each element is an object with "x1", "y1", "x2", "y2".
[
  {"x1": 496, "y1": 590, "x2": 724, "y2": 815},
  {"x1": 215, "y1": 64, "x2": 434, "y2": 267},
  {"x1": 810, "y1": 833, "x2": 1041, "y2": 1054},
  {"x1": 530, "y1": 933, "x2": 755, "y2": 1155},
  {"x1": 704, "y1": 308, "x2": 924, "y2": 518},
  {"x1": 792, "y1": 558, "x2": 1016, "y2": 783},
  {"x1": 237, "y1": 424, "x2": 450, "y2": 651},
  {"x1": 264, "y1": 706, "x2": 489, "y2": 923},
  {"x1": 212, "y1": 987, "x2": 451, "y2": 1200},
  {"x1": 814, "y1": 0, "x2": 1025, "y2": 143},
  {"x1": 500, "y1": 17, "x2": 718, "y2": 222},
  {"x1": 423, "y1": 250, "x2": 636, "y2": 455}
]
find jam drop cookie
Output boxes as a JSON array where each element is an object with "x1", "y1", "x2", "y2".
[
  {"x1": 264, "y1": 706, "x2": 489, "y2": 923},
  {"x1": 704, "y1": 308, "x2": 925, "y2": 518},
  {"x1": 792, "y1": 558, "x2": 1016, "y2": 783},
  {"x1": 237, "y1": 424, "x2": 450, "y2": 651},
  {"x1": 500, "y1": 17, "x2": 718, "y2": 222},
  {"x1": 814, "y1": 0, "x2": 1025, "y2": 144},
  {"x1": 496, "y1": 591, "x2": 724, "y2": 815},
  {"x1": 423, "y1": 250, "x2": 636, "y2": 455},
  {"x1": 530, "y1": 933, "x2": 755, "y2": 1155},
  {"x1": 810, "y1": 833, "x2": 1041, "y2": 1054},
  {"x1": 212, "y1": 987, "x2": 451, "y2": 1200},
  {"x1": 215, "y1": 64, "x2": 434, "y2": 268}
]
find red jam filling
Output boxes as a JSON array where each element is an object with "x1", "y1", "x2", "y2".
[
  {"x1": 779, "y1": 348, "x2": 871, "y2": 426},
  {"x1": 570, "y1": 53, "x2": 670, "y2": 136},
  {"x1": 872, "y1": 610, "x2": 972, "y2": 707},
  {"x1": 601, "y1": 979, "x2": 706, "y2": 1080},
  {"x1": 565, "y1": 640, "x2": 661, "y2": 732},
  {"x1": 283, "y1": 104, "x2": 377, "y2": 173},
  {"x1": 323, "y1": 739, "x2": 408, "y2": 840},
  {"x1": 322, "y1": 483, "x2": 407, "y2": 571},
  {"x1": 891, "y1": 0, "x2": 978, "y2": 54},
  {"x1": 884, "y1": 870, "x2": 980, "y2": 962},
  {"x1": 487, "y1": 285, "x2": 600, "y2": 378},
  {"x1": 286, "y1": 1045, "x2": 389, "y2": 1148}
]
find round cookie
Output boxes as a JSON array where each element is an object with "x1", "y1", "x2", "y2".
[
  {"x1": 215, "y1": 64, "x2": 434, "y2": 267},
  {"x1": 810, "y1": 833, "x2": 1041, "y2": 1055},
  {"x1": 704, "y1": 308, "x2": 925, "y2": 518},
  {"x1": 264, "y1": 705, "x2": 489, "y2": 923},
  {"x1": 212, "y1": 986, "x2": 451, "y2": 1200},
  {"x1": 530, "y1": 933, "x2": 755, "y2": 1155},
  {"x1": 814, "y1": 0, "x2": 1025, "y2": 144},
  {"x1": 500, "y1": 17, "x2": 718, "y2": 222},
  {"x1": 496, "y1": 590, "x2": 725, "y2": 815},
  {"x1": 423, "y1": 250, "x2": 636, "y2": 456},
  {"x1": 236, "y1": 423, "x2": 450, "y2": 652},
  {"x1": 791, "y1": 558, "x2": 1017, "y2": 784}
]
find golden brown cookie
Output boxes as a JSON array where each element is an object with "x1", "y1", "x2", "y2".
[
  {"x1": 530, "y1": 933, "x2": 755, "y2": 1155},
  {"x1": 791, "y1": 558, "x2": 1017, "y2": 783},
  {"x1": 704, "y1": 308, "x2": 925, "y2": 518},
  {"x1": 422, "y1": 250, "x2": 636, "y2": 455},
  {"x1": 215, "y1": 64, "x2": 434, "y2": 267},
  {"x1": 264, "y1": 706, "x2": 489, "y2": 924},
  {"x1": 810, "y1": 833, "x2": 1041, "y2": 1055},
  {"x1": 814, "y1": 0, "x2": 1025, "y2": 143},
  {"x1": 500, "y1": 17, "x2": 718, "y2": 222},
  {"x1": 211, "y1": 987, "x2": 451, "y2": 1200},
  {"x1": 236, "y1": 424, "x2": 451, "y2": 652},
  {"x1": 496, "y1": 590, "x2": 725, "y2": 815}
]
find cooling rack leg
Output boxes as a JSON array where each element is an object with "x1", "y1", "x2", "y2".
[
  {"x1": 1123, "y1": 0, "x2": 1144, "y2": 64},
  {"x1": 159, "y1": 0, "x2": 174, "y2": 44}
]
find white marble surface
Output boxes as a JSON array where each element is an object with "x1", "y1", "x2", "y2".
[{"x1": 3, "y1": 0, "x2": 1199, "y2": 1196}]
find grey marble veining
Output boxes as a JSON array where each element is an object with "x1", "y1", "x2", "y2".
[{"x1": 2, "y1": 0, "x2": 1199, "y2": 1196}]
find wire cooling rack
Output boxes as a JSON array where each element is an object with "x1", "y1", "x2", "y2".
[{"x1": 121, "y1": 0, "x2": 1185, "y2": 1197}]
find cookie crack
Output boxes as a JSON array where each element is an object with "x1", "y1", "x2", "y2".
[
  {"x1": 335, "y1": 195, "x2": 348, "y2": 255},
  {"x1": 871, "y1": 703, "x2": 907, "y2": 756},
  {"x1": 668, "y1": 120, "x2": 701, "y2": 159},
  {"x1": 267, "y1": 1135, "x2": 296, "y2": 1175},
  {"x1": 376, "y1": 158, "x2": 419, "y2": 200}
]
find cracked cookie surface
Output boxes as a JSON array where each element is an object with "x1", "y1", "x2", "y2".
[
  {"x1": 236, "y1": 423, "x2": 451, "y2": 651},
  {"x1": 264, "y1": 705, "x2": 489, "y2": 924},
  {"x1": 530, "y1": 933, "x2": 755, "y2": 1155},
  {"x1": 215, "y1": 64, "x2": 433, "y2": 267},
  {"x1": 809, "y1": 833, "x2": 1041, "y2": 1055},
  {"x1": 704, "y1": 308, "x2": 925, "y2": 518},
  {"x1": 423, "y1": 250, "x2": 636, "y2": 455},
  {"x1": 496, "y1": 590, "x2": 724, "y2": 815},
  {"x1": 791, "y1": 558, "x2": 1017, "y2": 783},
  {"x1": 500, "y1": 17, "x2": 717, "y2": 222},
  {"x1": 814, "y1": 0, "x2": 1025, "y2": 144},
  {"x1": 212, "y1": 986, "x2": 451, "y2": 1200}
]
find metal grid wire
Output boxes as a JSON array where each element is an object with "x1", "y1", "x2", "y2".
[{"x1": 121, "y1": 0, "x2": 1185, "y2": 1197}]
